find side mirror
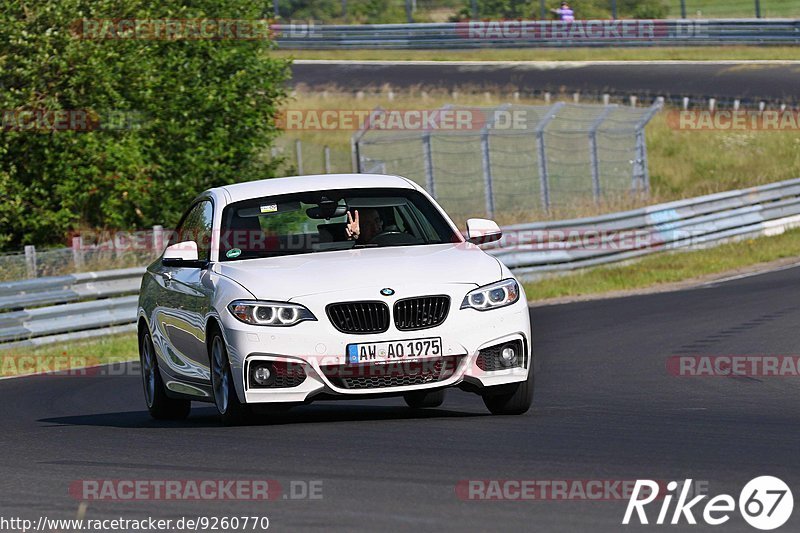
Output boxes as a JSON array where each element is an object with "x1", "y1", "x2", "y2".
[
  {"x1": 466, "y1": 218, "x2": 502, "y2": 244},
  {"x1": 162, "y1": 241, "x2": 207, "y2": 268}
]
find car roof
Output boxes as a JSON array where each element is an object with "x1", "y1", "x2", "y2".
[{"x1": 210, "y1": 174, "x2": 418, "y2": 204}]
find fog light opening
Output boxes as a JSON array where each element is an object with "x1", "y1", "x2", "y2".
[
  {"x1": 251, "y1": 362, "x2": 276, "y2": 387},
  {"x1": 500, "y1": 344, "x2": 518, "y2": 367}
]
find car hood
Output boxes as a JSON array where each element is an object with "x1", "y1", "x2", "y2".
[{"x1": 213, "y1": 243, "x2": 502, "y2": 301}]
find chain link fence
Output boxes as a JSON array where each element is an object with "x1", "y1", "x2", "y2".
[
  {"x1": 353, "y1": 101, "x2": 661, "y2": 222},
  {"x1": 0, "y1": 229, "x2": 164, "y2": 281}
]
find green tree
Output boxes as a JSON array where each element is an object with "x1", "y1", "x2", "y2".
[
  {"x1": 0, "y1": 0, "x2": 290, "y2": 250},
  {"x1": 277, "y1": 0, "x2": 342, "y2": 20}
]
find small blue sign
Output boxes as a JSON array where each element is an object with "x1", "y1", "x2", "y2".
[{"x1": 348, "y1": 345, "x2": 359, "y2": 364}]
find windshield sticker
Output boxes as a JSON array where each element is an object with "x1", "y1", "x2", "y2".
[
  {"x1": 260, "y1": 204, "x2": 278, "y2": 213},
  {"x1": 226, "y1": 248, "x2": 242, "y2": 259}
]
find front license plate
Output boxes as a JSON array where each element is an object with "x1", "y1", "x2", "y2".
[{"x1": 347, "y1": 337, "x2": 442, "y2": 364}]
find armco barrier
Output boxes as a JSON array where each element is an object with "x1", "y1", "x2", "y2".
[
  {"x1": 3, "y1": 178, "x2": 800, "y2": 347},
  {"x1": 0, "y1": 268, "x2": 143, "y2": 348},
  {"x1": 485, "y1": 177, "x2": 800, "y2": 279},
  {"x1": 274, "y1": 19, "x2": 800, "y2": 49}
]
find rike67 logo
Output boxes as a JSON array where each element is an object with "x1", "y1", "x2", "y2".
[{"x1": 623, "y1": 477, "x2": 793, "y2": 530}]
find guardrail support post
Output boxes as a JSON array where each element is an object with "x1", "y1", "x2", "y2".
[
  {"x1": 350, "y1": 107, "x2": 384, "y2": 174},
  {"x1": 152, "y1": 225, "x2": 164, "y2": 254},
  {"x1": 633, "y1": 131, "x2": 649, "y2": 195},
  {"x1": 479, "y1": 105, "x2": 508, "y2": 219},
  {"x1": 24, "y1": 245, "x2": 37, "y2": 279},
  {"x1": 480, "y1": 132, "x2": 495, "y2": 219},
  {"x1": 422, "y1": 132, "x2": 436, "y2": 199},
  {"x1": 680, "y1": 0, "x2": 687, "y2": 18},
  {"x1": 350, "y1": 137, "x2": 359, "y2": 172},
  {"x1": 295, "y1": 139, "x2": 304, "y2": 175},
  {"x1": 631, "y1": 101, "x2": 663, "y2": 195},
  {"x1": 755, "y1": 0, "x2": 761, "y2": 18},
  {"x1": 589, "y1": 105, "x2": 615, "y2": 204},
  {"x1": 324, "y1": 145, "x2": 331, "y2": 173},
  {"x1": 72, "y1": 236, "x2": 84, "y2": 270},
  {"x1": 534, "y1": 102, "x2": 565, "y2": 212}
]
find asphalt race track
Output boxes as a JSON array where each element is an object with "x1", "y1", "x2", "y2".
[
  {"x1": 291, "y1": 60, "x2": 800, "y2": 104},
  {"x1": 2, "y1": 264, "x2": 799, "y2": 532}
]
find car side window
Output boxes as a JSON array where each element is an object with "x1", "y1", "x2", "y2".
[{"x1": 173, "y1": 200, "x2": 214, "y2": 261}]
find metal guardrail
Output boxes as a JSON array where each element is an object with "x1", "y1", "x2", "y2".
[
  {"x1": 0, "y1": 268, "x2": 143, "y2": 348},
  {"x1": 275, "y1": 19, "x2": 800, "y2": 49},
  {"x1": 3, "y1": 178, "x2": 800, "y2": 347},
  {"x1": 484, "y1": 177, "x2": 800, "y2": 279}
]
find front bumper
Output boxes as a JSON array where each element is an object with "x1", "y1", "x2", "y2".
[{"x1": 217, "y1": 284, "x2": 532, "y2": 404}]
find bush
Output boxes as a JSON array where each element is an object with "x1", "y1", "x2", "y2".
[
  {"x1": 278, "y1": 0, "x2": 410, "y2": 23},
  {"x1": 0, "y1": 0, "x2": 290, "y2": 250}
]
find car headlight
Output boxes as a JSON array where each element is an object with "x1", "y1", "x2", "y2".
[
  {"x1": 227, "y1": 300, "x2": 316, "y2": 326},
  {"x1": 461, "y1": 279, "x2": 520, "y2": 311}
]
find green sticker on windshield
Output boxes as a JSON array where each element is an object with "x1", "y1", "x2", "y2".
[{"x1": 226, "y1": 248, "x2": 241, "y2": 259}]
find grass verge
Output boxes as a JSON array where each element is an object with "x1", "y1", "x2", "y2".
[
  {"x1": 274, "y1": 47, "x2": 800, "y2": 62},
  {"x1": 523, "y1": 227, "x2": 800, "y2": 302},
  {"x1": 1, "y1": 332, "x2": 138, "y2": 377}
]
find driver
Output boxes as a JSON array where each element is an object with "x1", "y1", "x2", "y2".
[{"x1": 345, "y1": 208, "x2": 383, "y2": 244}]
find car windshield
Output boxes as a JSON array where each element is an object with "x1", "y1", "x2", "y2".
[{"x1": 219, "y1": 187, "x2": 459, "y2": 261}]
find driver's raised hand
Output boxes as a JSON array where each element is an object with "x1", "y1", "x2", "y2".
[{"x1": 345, "y1": 210, "x2": 360, "y2": 240}]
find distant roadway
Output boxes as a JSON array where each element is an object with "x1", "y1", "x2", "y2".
[{"x1": 291, "y1": 60, "x2": 800, "y2": 104}]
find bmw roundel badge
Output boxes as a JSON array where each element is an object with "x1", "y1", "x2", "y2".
[{"x1": 380, "y1": 288, "x2": 395, "y2": 296}]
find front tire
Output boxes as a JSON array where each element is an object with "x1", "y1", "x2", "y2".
[
  {"x1": 139, "y1": 327, "x2": 190, "y2": 420},
  {"x1": 210, "y1": 330, "x2": 251, "y2": 426},
  {"x1": 403, "y1": 389, "x2": 446, "y2": 409},
  {"x1": 482, "y1": 367, "x2": 534, "y2": 415}
]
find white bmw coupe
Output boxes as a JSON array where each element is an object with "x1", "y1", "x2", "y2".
[{"x1": 137, "y1": 174, "x2": 533, "y2": 424}]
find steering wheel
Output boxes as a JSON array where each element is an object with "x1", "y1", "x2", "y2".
[{"x1": 370, "y1": 230, "x2": 419, "y2": 246}]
